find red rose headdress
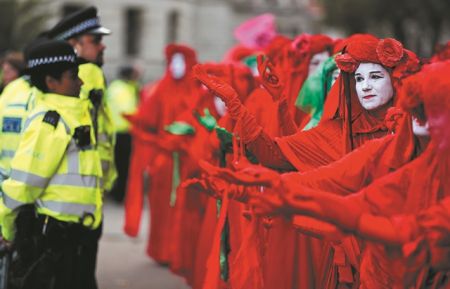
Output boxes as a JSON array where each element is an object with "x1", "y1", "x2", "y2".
[
  {"x1": 376, "y1": 38, "x2": 404, "y2": 67},
  {"x1": 336, "y1": 37, "x2": 421, "y2": 85}
]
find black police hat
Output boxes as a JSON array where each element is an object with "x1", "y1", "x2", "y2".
[
  {"x1": 48, "y1": 6, "x2": 111, "y2": 41},
  {"x1": 25, "y1": 40, "x2": 78, "y2": 73}
]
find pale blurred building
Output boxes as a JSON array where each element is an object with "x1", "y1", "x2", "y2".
[{"x1": 44, "y1": 0, "x2": 325, "y2": 82}]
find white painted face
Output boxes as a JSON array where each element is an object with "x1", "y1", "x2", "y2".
[
  {"x1": 355, "y1": 63, "x2": 394, "y2": 111},
  {"x1": 331, "y1": 68, "x2": 340, "y2": 86},
  {"x1": 169, "y1": 53, "x2": 186, "y2": 79},
  {"x1": 412, "y1": 117, "x2": 429, "y2": 136},
  {"x1": 214, "y1": 95, "x2": 227, "y2": 117},
  {"x1": 308, "y1": 51, "x2": 330, "y2": 76}
]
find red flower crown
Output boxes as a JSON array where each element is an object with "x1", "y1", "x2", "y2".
[{"x1": 335, "y1": 38, "x2": 404, "y2": 73}]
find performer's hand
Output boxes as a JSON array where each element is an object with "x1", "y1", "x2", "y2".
[
  {"x1": 287, "y1": 34, "x2": 311, "y2": 68},
  {"x1": 257, "y1": 54, "x2": 285, "y2": 101},
  {"x1": 181, "y1": 176, "x2": 227, "y2": 199},
  {"x1": 200, "y1": 161, "x2": 281, "y2": 187},
  {"x1": 248, "y1": 177, "x2": 321, "y2": 218},
  {"x1": 419, "y1": 204, "x2": 450, "y2": 246},
  {"x1": 248, "y1": 188, "x2": 287, "y2": 217},
  {"x1": 194, "y1": 64, "x2": 249, "y2": 121},
  {"x1": 193, "y1": 64, "x2": 239, "y2": 105},
  {"x1": 279, "y1": 179, "x2": 324, "y2": 217}
]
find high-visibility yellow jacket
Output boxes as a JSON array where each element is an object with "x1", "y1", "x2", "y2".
[
  {"x1": 0, "y1": 93, "x2": 103, "y2": 241},
  {"x1": 106, "y1": 79, "x2": 139, "y2": 133},
  {"x1": 79, "y1": 62, "x2": 117, "y2": 191},
  {"x1": 0, "y1": 77, "x2": 32, "y2": 109},
  {"x1": 0, "y1": 77, "x2": 41, "y2": 183}
]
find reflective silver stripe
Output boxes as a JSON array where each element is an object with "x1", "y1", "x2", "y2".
[
  {"x1": 24, "y1": 111, "x2": 70, "y2": 134},
  {"x1": 49, "y1": 174, "x2": 98, "y2": 188},
  {"x1": 59, "y1": 117, "x2": 70, "y2": 134},
  {"x1": 1, "y1": 191, "x2": 28, "y2": 210},
  {"x1": 7, "y1": 103, "x2": 27, "y2": 109},
  {"x1": 0, "y1": 167, "x2": 9, "y2": 179},
  {"x1": 98, "y1": 133, "x2": 109, "y2": 143},
  {"x1": 36, "y1": 199, "x2": 96, "y2": 217},
  {"x1": 101, "y1": 160, "x2": 109, "y2": 172},
  {"x1": 10, "y1": 169, "x2": 49, "y2": 188},
  {"x1": 23, "y1": 111, "x2": 46, "y2": 131},
  {"x1": 0, "y1": 150, "x2": 15, "y2": 158},
  {"x1": 66, "y1": 140, "x2": 79, "y2": 173},
  {"x1": 0, "y1": 167, "x2": 9, "y2": 177}
]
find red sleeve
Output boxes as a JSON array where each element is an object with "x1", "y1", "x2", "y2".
[
  {"x1": 283, "y1": 136, "x2": 394, "y2": 196},
  {"x1": 278, "y1": 99, "x2": 298, "y2": 136},
  {"x1": 351, "y1": 163, "x2": 412, "y2": 217},
  {"x1": 245, "y1": 119, "x2": 344, "y2": 172},
  {"x1": 276, "y1": 119, "x2": 344, "y2": 171},
  {"x1": 246, "y1": 131, "x2": 296, "y2": 171}
]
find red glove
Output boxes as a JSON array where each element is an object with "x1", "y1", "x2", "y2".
[
  {"x1": 248, "y1": 187, "x2": 287, "y2": 217},
  {"x1": 181, "y1": 175, "x2": 229, "y2": 199},
  {"x1": 256, "y1": 54, "x2": 285, "y2": 101},
  {"x1": 286, "y1": 34, "x2": 311, "y2": 69},
  {"x1": 194, "y1": 64, "x2": 262, "y2": 143},
  {"x1": 193, "y1": 64, "x2": 242, "y2": 115}
]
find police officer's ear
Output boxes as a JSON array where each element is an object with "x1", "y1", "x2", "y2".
[
  {"x1": 45, "y1": 75, "x2": 60, "y2": 92},
  {"x1": 67, "y1": 37, "x2": 82, "y2": 55},
  {"x1": 67, "y1": 37, "x2": 78, "y2": 47}
]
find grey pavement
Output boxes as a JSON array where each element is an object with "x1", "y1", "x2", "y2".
[{"x1": 97, "y1": 199, "x2": 191, "y2": 289}]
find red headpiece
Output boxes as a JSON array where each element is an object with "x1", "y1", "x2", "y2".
[
  {"x1": 332, "y1": 34, "x2": 378, "y2": 54},
  {"x1": 165, "y1": 44, "x2": 198, "y2": 70},
  {"x1": 290, "y1": 33, "x2": 333, "y2": 60},
  {"x1": 309, "y1": 34, "x2": 334, "y2": 55},
  {"x1": 335, "y1": 37, "x2": 421, "y2": 83}
]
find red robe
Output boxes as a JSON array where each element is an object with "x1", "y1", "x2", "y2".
[
  {"x1": 244, "y1": 75, "x2": 391, "y2": 289},
  {"x1": 124, "y1": 44, "x2": 201, "y2": 264},
  {"x1": 192, "y1": 63, "x2": 256, "y2": 289},
  {"x1": 280, "y1": 113, "x2": 422, "y2": 288},
  {"x1": 339, "y1": 142, "x2": 449, "y2": 289},
  {"x1": 229, "y1": 87, "x2": 284, "y2": 289},
  {"x1": 168, "y1": 90, "x2": 220, "y2": 284}
]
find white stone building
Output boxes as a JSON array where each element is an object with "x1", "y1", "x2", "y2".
[{"x1": 44, "y1": 0, "x2": 325, "y2": 82}]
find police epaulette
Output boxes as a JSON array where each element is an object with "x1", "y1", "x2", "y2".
[{"x1": 43, "y1": 110, "x2": 60, "y2": 128}]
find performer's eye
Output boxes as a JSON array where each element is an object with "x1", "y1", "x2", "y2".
[{"x1": 371, "y1": 74, "x2": 383, "y2": 80}]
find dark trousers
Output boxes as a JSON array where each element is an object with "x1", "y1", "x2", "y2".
[
  {"x1": 9, "y1": 210, "x2": 102, "y2": 289},
  {"x1": 110, "y1": 132, "x2": 132, "y2": 202}
]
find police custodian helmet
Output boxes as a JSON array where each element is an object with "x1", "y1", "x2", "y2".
[
  {"x1": 48, "y1": 6, "x2": 111, "y2": 41},
  {"x1": 25, "y1": 40, "x2": 78, "y2": 73}
]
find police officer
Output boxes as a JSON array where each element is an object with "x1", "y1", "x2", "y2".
[
  {"x1": 0, "y1": 57, "x2": 34, "y2": 186},
  {"x1": 0, "y1": 38, "x2": 48, "y2": 187},
  {"x1": 0, "y1": 40, "x2": 103, "y2": 289},
  {"x1": 47, "y1": 7, "x2": 116, "y2": 288},
  {"x1": 48, "y1": 6, "x2": 117, "y2": 194}
]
